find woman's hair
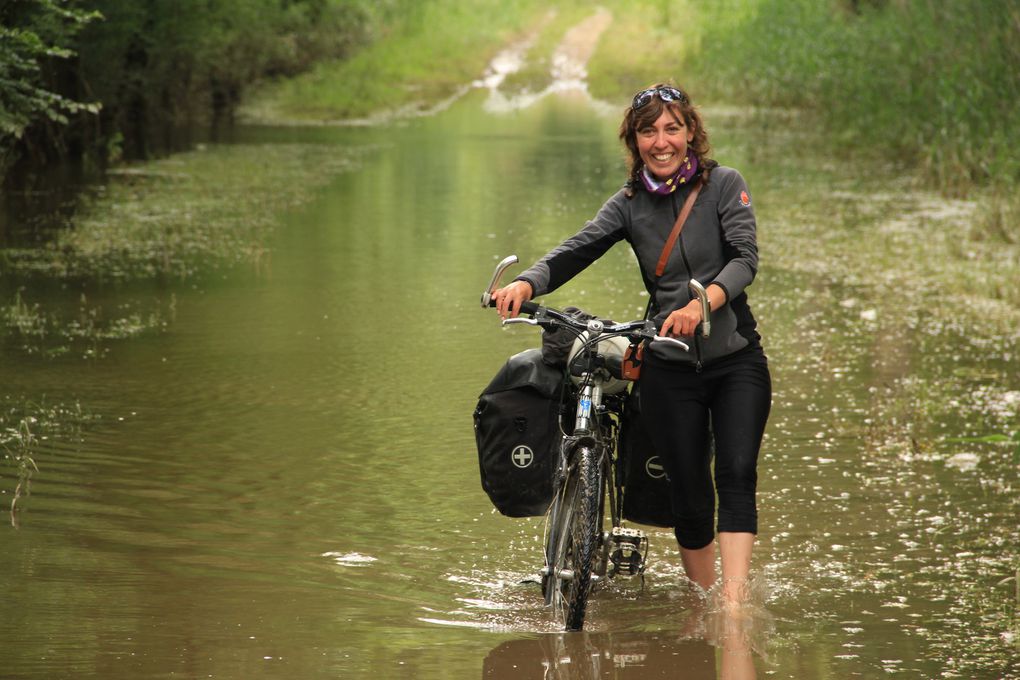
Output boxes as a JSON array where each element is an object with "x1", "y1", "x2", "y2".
[{"x1": 619, "y1": 83, "x2": 715, "y2": 196}]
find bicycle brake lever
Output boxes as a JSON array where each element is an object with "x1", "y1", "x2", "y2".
[
  {"x1": 650, "y1": 336, "x2": 690, "y2": 352},
  {"x1": 502, "y1": 317, "x2": 538, "y2": 327}
]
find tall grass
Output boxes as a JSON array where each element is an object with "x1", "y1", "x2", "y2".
[{"x1": 691, "y1": 0, "x2": 1020, "y2": 193}]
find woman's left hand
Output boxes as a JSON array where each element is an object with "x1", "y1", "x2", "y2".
[{"x1": 660, "y1": 300, "x2": 702, "y2": 338}]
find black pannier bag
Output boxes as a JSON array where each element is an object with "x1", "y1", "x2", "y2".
[
  {"x1": 474, "y1": 348, "x2": 565, "y2": 517},
  {"x1": 618, "y1": 385, "x2": 674, "y2": 528}
]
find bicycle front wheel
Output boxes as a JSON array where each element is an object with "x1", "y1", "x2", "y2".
[{"x1": 547, "y1": 445, "x2": 601, "y2": 631}]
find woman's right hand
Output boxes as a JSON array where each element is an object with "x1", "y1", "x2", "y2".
[
  {"x1": 660, "y1": 300, "x2": 703, "y2": 338},
  {"x1": 493, "y1": 280, "x2": 533, "y2": 320}
]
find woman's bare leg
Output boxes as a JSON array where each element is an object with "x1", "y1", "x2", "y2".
[
  {"x1": 680, "y1": 543, "x2": 716, "y2": 590},
  {"x1": 719, "y1": 532, "x2": 754, "y2": 604}
]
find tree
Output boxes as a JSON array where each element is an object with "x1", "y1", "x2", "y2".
[{"x1": 0, "y1": 0, "x2": 101, "y2": 170}]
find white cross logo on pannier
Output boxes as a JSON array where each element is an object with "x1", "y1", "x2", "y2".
[{"x1": 511, "y1": 445, "x2": 534, "y2": 468}]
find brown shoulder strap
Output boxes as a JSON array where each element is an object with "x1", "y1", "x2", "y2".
[{"x1": 655, "y1": 181, "x2": 702, "y2": 277}]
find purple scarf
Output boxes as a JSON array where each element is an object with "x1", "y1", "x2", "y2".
[{"x1": 640, "y1": 153, "x2": 699, "y2": 195}]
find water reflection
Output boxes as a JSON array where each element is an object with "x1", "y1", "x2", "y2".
[
  {"x1": 481, "y1": 605, "x2": 767, "y2": 680},
  {"x1": 484, "y1": 633, "x2": 716, "y2": 679}
]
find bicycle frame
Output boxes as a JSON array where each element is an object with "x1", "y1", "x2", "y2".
[
  {"x1": 540, "y1": 334, "x2": 649, "y2": 629},
  {"x1": 482, "y1": 254, "x2": 708, "y2": 631}
]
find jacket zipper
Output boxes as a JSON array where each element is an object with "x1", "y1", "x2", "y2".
[{"x1": 672, "y1": 190, "x2": 703, "y2": 372}]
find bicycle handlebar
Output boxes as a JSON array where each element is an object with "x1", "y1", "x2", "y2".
[
  {"x1": 487, "y1": 296, "x2": 688, "y2": 352},
  {"x1": 480, "y1": 254, "x2": 520, "y2": 308},
  {"x1": 481, "y1": 254, "x2": 698, "y2": 351}
]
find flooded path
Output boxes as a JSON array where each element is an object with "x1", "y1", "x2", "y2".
[{"x1": 2, "y1": 17, "x2": 1019, "y2": 680}]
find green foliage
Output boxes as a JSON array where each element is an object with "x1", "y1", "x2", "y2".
[
  {"x1": 72, "y1": 0, "x2": 378, "y2": 156},
  {"x1": 692, "y1": 0, "x2": 1020, "y2": 192},
  {"x1": 0, "y1": 0, "x2": 101, "y2": 168},
  {"x1": 2, "y1": 0, "x2": 383, "y2": 172}
]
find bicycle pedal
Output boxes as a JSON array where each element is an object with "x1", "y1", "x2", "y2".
[{"x1": 609, "y1": 527, "x2": 648, "y2": 576}]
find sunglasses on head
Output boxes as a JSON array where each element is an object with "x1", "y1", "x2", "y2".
[{"x1": 632, "y1": 86, "x2": 688, "y2": 110}]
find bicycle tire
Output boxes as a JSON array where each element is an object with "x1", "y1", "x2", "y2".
[
  {"x1": 544, "y1": 447, "x2": 601, "y2": 630},
  {"x1": 542, "y1": 468, "x2": 576, "y2": 609},
  {"x1": 564, "y1": 446, "x2": 600, "y2": 630}
]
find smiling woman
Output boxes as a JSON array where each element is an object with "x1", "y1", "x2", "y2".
[
  {"x1": 621, "y1": 84, "x2": 711, "y2": 195},
  {"x1": 492, "y1": 82, "x2": 771, "y2": 608},
  {"x1": 2, "y1": 52, "x2": 1019, "y2": 676},
  {"x1": 636, "y1": 107, "x2": 692, "y2": 182}
]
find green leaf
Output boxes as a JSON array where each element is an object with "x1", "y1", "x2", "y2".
[{"x1": 946, "y1": 434, "x2": 1012, "y2": 444}]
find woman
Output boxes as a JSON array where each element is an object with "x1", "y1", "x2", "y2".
[{"x1": 493, "y1": 84, "x2": 771, "y2": 605}]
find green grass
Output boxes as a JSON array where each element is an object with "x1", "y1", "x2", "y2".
[
  {"x1": 586, "y1": 0, "x2": 702, "y2": 103},
  {"x1": 243, "y1": 0, "x2": 548, "y2": 122}
]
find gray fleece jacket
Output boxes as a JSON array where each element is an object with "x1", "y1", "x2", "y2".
[{"x1": 516, "y1": 166, "x2": 761, "y2": 366}]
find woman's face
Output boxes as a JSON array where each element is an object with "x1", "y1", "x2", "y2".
[{"x1": 636, "y1": 108, "x2": 694, "y2": 180}]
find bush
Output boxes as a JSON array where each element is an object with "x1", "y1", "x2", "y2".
[{"x1": 693, "y1": 0, "x2": 1020, "y2": 190}]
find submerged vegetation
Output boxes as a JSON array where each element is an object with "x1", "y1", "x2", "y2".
[
  {"x1": 1, "y1": 397, "x2": 95, "y2": 523},
  {"x1": 1, "y1": 416, "x2": 37, "y2": 519},
  {"x1": 1, "y1": 142, "x2": 360, "y2": 355},
  {"x1": 2, "y1": 289, "x2": 174, "y2": 358},
  {"x1": 4, "y1": 144, "x2": 358, "y2": 280}
]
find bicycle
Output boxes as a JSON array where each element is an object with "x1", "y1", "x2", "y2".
[{"x1": 481, "y1": 255, "x2": 710, "y2": 631}]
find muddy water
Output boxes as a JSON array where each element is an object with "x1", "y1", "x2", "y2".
[{"x1": 1, "y1": 90, "x2": 1018, "y2": 679}]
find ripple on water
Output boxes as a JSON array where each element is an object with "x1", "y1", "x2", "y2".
[{"x1": 321, "y1": 551, "x2": 378, "y2": 567}]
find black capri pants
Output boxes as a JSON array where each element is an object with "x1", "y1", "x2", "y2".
[{"x1": 639, "y1": 346, "x2": 772, "y2": 550}]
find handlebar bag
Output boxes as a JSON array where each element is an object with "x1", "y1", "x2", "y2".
[
  {"x1": 473, "y1": 348, "x2": 564, "y2": 517},
  {"x1": 540, "y1": 306, "x2": 594, "y2": 367},
  {"x1": 618, "y1": 386, "x2": 674, "y2": 528}
]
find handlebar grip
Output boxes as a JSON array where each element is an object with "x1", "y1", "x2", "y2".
[{"x1": 487, "y1": 298, "x2": 540, "y2": 316}]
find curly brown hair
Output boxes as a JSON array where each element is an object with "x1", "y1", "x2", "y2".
[{"x1": 618, "y1": 83, "x2": 715, "y2": 195}]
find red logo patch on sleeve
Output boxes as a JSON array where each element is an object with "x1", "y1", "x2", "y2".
[{"x1": 740, "y1": 190, "x2": 751, "y2": 206}]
